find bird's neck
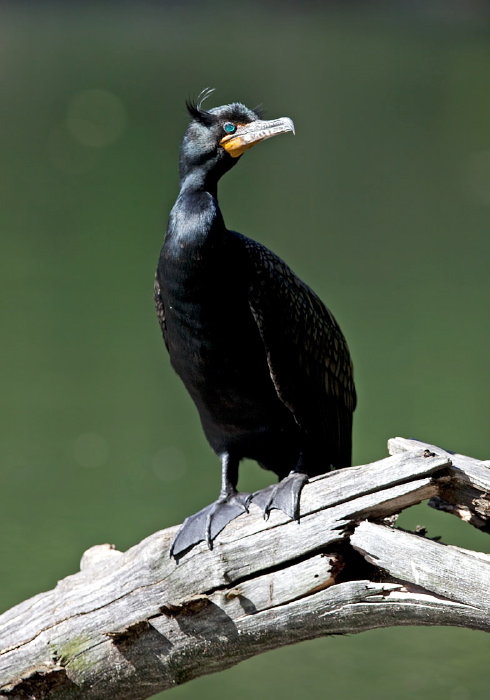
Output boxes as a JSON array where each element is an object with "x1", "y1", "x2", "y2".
[
  {"x1": 179, "y1": 164, "x2": 219, "y2": 199},
  {"x1": 164, "y1": 176, "x2": 225, "y2": 253}
]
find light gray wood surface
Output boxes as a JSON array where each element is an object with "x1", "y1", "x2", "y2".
[{"x1": 1, "y1": 438, "x2": 489, "y2": 699}]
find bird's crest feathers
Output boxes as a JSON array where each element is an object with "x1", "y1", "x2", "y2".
[{"x1": 186, "y1": 88, "x2": 216, "y2": 126}]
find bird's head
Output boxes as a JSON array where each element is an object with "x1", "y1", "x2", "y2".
[{"x1": 179, "y1": 89, "x2": 295, "y2": 188}]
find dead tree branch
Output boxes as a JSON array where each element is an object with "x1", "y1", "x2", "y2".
[{"x1": 1, "y1": 437, "x2": 489, "y2": 700}]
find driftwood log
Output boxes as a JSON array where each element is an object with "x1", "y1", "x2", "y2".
[{"x1": 1, "y1": 437, "x2": 489, "y2": 700}]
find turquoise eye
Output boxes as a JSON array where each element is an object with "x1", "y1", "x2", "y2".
[{"x1": 223, "y1": 122, "x2": 236, "y2": 134}]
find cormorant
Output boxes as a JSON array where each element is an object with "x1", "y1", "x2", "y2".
[{"x1": 155, "y1": 90, "x2": 356, "y2": 557}]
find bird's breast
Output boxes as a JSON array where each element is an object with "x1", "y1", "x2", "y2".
[
  {"x1": 162, "y1": 261, "x2": 255, "y2": 379},
  {"x1": 158, "y1": 246, "x2": 278, "y2": 413}
]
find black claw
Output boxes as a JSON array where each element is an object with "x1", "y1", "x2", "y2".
[
  {"x1": 250, "y1": 484, "x2": 275, "y2": 515},
  {"x1": 252, "y1": 472, "x2": 308, "y2": 521},
  {"x1": 170, "y1": 492, "x2": 251, "y2": 558}
]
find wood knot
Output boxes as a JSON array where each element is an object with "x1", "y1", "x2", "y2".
[
  {"x1": 160, "y1": 594, "x2": 209, "y2": 617},
  {"x1": 80, "y1": 543, "x2": 123, "y2": 571},
  {"x1": 105, "y1": 620, "x2": 151, "y2": 646}
]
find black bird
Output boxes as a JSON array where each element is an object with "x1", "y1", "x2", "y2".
[{"x1": 155, "y1": 90, "x2": 356, "y2": 557}]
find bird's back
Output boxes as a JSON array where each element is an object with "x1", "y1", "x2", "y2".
[{"x1": 238, "y1": 233, "x2": 356, "y2": 471}]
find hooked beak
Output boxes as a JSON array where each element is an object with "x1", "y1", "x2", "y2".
[{"x1": 220, "y1": 117, "x2": 295, "y2": 158}]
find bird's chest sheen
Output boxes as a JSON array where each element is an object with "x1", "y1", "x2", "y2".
[{"x1": 159, "y1": 243, "x2": 266, "y2": 399}]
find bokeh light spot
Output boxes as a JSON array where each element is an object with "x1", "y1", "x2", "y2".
[{"x1": 66, "y1": 88, "x2": 127, "y2": 148}]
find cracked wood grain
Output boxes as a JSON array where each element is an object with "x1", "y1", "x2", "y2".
[
  {"x1": 0, "y1": 438, "x2": 489, "y2": 700},
  {"x1": 388, "y1": 437, "x2": 490, "y2": 532}
]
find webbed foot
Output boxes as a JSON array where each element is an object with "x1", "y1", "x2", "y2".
[
  {"x1": 170, "y1": 491, "x2": 251, "y2": 558},
  {"x1": 252, "y1": 472, "x2": 308, "y2": 520}
]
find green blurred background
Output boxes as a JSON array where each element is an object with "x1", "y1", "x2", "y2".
[{"x1": 1, "y1": 1, "x2": 490, "y2": 697}]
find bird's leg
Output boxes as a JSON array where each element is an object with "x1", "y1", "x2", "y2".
[
  {"x1": 170, "y1": 453, "x2": 251, "y2": 558},
  {"x1": 218, "y1": 451, "x2": 240, "y2": 498},
  {"x1": 204, "y1": 452, "x2": 251, "y2": 548},
  {"x1": 252, "y1": 454, "x2": 309, "y2": 521}
]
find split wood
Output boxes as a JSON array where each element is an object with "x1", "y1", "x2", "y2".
[{"x1": 1, "y1": 437, "x2": 489, "y2": 699}]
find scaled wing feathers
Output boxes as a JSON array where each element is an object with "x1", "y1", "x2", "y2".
[
  {"x1": 246, "y1": 240, "x2": 356, "y2": 468},
  {"x1": 154, "y1": 278, "x2": 169, "y2": 351}
]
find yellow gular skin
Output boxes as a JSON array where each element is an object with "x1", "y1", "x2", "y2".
[{"x1": 220, "y1": 124, "x2": 255, "y2": 158}]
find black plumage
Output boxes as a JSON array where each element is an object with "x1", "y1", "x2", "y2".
[{"x1": 155, "y1": 92, "x2": 356, "y2": 556}]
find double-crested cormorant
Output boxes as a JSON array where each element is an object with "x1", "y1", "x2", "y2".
[{"x1": 155, "y1": 90, "x2": 356, "y2": 557}]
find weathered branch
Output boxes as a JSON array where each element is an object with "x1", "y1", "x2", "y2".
[{"x1": 1, "y1": 437, "x2": 489, "y2": 700}]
